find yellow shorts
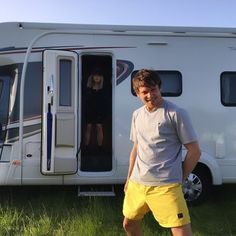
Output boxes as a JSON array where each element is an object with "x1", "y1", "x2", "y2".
[{"x1": 123, "y1": 180, "x2": 190, "y2": 228}]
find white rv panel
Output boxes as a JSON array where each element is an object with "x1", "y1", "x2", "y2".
[{"x1": 1, "y1": 22, "x2": 236, "y2": 203}]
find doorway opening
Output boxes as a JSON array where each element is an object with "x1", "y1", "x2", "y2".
[{"x1": 80, "y1": 54, "x2": 112, "y2": 172}]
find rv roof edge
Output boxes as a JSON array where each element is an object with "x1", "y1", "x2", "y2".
[{"x1": 1, "y1": 21, "x2": 236, "y2": 36}]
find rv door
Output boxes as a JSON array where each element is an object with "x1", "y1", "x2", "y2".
[{"x1": 41, "y1": 50, "x2": 78, "y2": 175}]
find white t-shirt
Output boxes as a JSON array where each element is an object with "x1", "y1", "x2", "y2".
[{"x1": 130, "y1": 100, "x2": 197, "y2": 185}]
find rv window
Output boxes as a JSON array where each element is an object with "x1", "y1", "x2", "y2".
[
  {"x1": 221, "y1": 72, "x2": 236, "y2": 106},
  {"x1": 0, "y1": 77, "x2": 11, "y2": 142},
  {"x1": 59, "y1": 59, "x2": 72, "y2": 107},
  {"x1": 131, "y1": 70, "x2": 182, "y2": 97},
  {"x1": 0, "y1": 81, "x2": 3, "y2": 97}
]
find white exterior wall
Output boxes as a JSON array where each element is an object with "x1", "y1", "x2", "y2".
[{"x1": 1, "y1": 22, "x2": 236, "y2": 185}]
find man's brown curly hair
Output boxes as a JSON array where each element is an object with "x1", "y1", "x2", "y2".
[{"x1": 132, "y1": 69, "x2": 161, "y2": 94}]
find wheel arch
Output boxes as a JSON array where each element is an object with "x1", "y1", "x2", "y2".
[{"x1": 197, "y1": 151, "x2": 222, "y2": 185}]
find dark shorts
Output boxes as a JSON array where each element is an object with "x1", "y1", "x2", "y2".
[{"x1": 85, "y1": 109, "x2": 105, "y2": 124}]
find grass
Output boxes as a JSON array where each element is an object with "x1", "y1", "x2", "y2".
[
  {"x1": 0, "y1": 184, "x2": 235, "y2": 235},
  {"x1": 190, "y1": 184, "x2": 236, "y2": 236}
]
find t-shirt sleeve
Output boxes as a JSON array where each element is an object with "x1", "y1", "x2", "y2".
[{"x1": 175, "y1": 108, "x2": 198, "y2": 144}]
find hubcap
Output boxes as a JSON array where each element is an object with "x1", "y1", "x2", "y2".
[{"x1": 182, "y1": 173, "x2": 202, "y2": 202}]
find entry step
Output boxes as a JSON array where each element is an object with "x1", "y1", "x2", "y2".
[{"x1": 78, "y1": 185, "x2": 115, "y2": 197}]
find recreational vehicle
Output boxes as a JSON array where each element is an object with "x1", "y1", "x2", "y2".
[{"x1": 0, "y1": 22, "x2": 236, "y2": 204}]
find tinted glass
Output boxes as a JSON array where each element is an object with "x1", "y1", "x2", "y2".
[
  {"x1": 59, "y1": 59, "x2": 72, "y2": 106},
  {"x1": 221, "y1": 72, "x2": 236, "y2": 106},
  {"x1": 131, "y1": 70, "x2": 182, "y2": 97}
]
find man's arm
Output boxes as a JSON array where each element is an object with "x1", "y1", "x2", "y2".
[
  {"x1": 124, "y1": 142, "x2": 138, "y2": 192},
  {"x1": 182, "y1": 141, "x2": 201, "y2": 181}
]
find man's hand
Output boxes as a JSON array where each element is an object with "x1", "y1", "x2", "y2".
[{"x1": 183, "y1": 142, "x2": 201, "y2": 181}]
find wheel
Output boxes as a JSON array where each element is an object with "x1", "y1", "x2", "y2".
[{"x1": 182, "y1": 166, "x2": 211, "y2": 205}]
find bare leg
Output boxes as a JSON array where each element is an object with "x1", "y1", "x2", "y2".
[
  {"x1": 96, "y1": 123, "x2": 103, "y2": 146},
  {"x1": 84, "y1": 123, "x2": 92, "y2": 146},
  {"x1": 123, "y1": 217, "x2": 143, "y2": 236},
  {"x1": 171, "y1": 223, "x2": 192, "y2": 236}
]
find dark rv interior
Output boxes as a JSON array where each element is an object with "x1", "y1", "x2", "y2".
[{"x1": 80, "y1": 55, "x2": 112, "y2": 172}]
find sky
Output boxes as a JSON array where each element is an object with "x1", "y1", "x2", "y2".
[{"x1": 0, "y1": 0, "x2": 236, "y2": 28}]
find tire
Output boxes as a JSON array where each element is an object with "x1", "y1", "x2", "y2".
[{"x1": 182, "y1": 166, "x2": 211, "y2": 205}]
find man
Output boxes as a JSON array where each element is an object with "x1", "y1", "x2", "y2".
[{"x1": 123, "y1": 69, "x2": 201, "y2": 236}]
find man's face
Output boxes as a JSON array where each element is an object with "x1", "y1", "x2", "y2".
[{"x1": 136, "y1": 85, "x2": 162, "y2": 110}]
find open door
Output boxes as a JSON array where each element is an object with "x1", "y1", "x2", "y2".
[{"x1": 41, "y1": 50, "x2": 78, "y2": 175}]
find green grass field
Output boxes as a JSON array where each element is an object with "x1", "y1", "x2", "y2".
[{"x1": 0, "y1": 184, "x2": 235, "y2": 236}]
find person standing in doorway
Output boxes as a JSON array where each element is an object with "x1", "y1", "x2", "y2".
[
  {"x1": 122, "y1": 69, "x2": 201, "y2": 236},
  {"x1": 84, "y1": 69, "x2": 107, "y2": 153}
]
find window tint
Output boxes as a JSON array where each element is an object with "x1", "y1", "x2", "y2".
[
  {"x1": 131, "y1": 70, "x2": 182, "y2": 96},
  {"x1": 221, "y1": 72, "x2": 236, "y2": 106},
  {"x1": 0, "y1": 81, "x2": 3, "y2": 99},
  {"x1": 0, "y1": 76, "x2": 11, "y2": 142},
  {"x1": 59, "y1": 59, "x2": 72, "y2": 106}
]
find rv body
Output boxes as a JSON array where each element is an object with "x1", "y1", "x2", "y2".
[{"x1": 1, "y1": 22, "x2": 236, "y2": 203}]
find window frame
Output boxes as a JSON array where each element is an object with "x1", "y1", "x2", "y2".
[
  {"x1": 0, "y1": 76, "x2": 11, "y2": 144},
  {"x1": 131, "y1": 70, "x2": 182, "y2": 97},
  {"x1": 59, "y1": 59, "x2": 72, "y2": 107},
  {"x1": 220, "y1": 71, "x2": 236, "y2": 107},
  {"x1": 57, "y1": 56, "x2": 76, "y2": 112}
]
